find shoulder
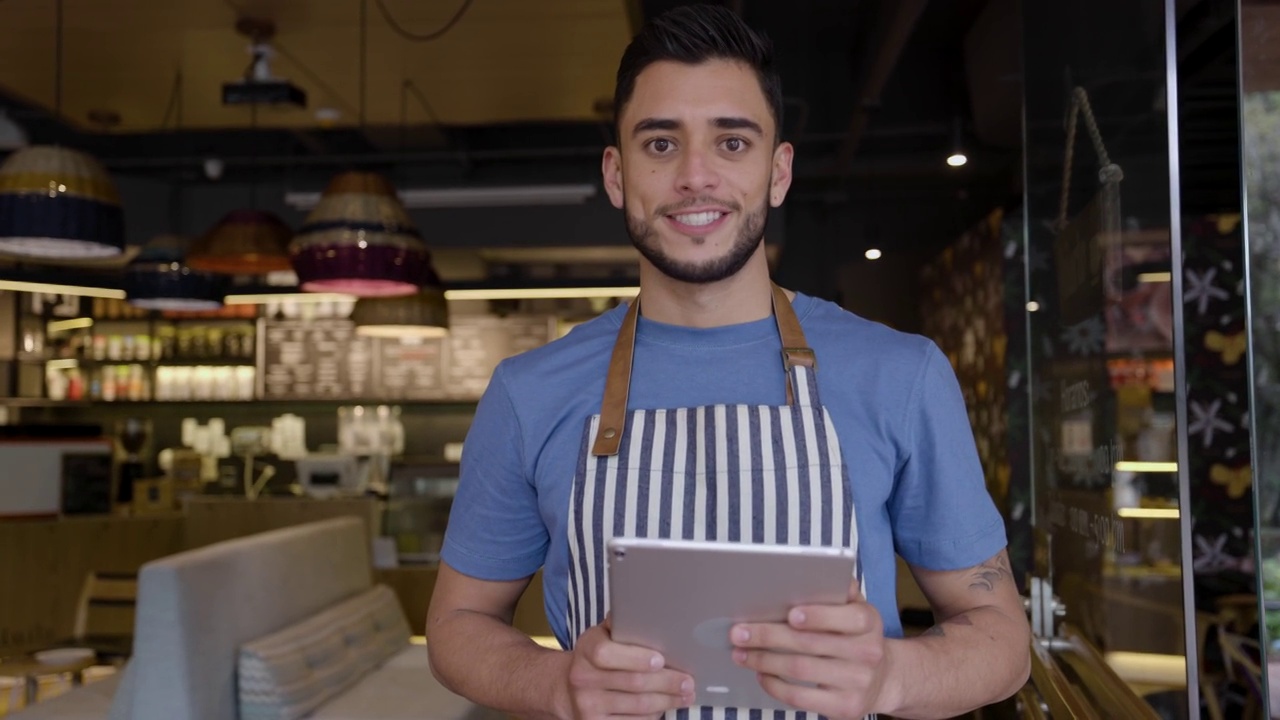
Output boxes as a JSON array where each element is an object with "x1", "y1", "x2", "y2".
[
  {"x1": 492, "y1": 303, "x2": 626, "y2": 400},
  {"x1": 796, "y1": 293, "x2": 940, "y2": 375}
]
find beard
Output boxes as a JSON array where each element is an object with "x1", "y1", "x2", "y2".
[{"x1": 624, "y1": 195, "x2": 769, "y2": 284}]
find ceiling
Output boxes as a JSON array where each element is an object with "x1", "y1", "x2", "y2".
[
  {"x1": 0, "y1": 0, "x2": 1027, "y2": 286},
  {"x1": 0, "y1": 0, "x2": 630, "y2": 132}
]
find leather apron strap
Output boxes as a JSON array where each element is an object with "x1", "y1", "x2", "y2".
[{"x1": 591, "y1": 284, "x2": 814, "y2": 456}]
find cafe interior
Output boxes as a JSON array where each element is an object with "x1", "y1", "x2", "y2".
[{"x1": 2, "y1": 0, "x2": 1280, "y2": 718}]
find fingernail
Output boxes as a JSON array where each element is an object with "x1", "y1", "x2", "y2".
[
  {"x1": 731, "y1": 627, "x2": 749, "y2": 643},
  {"x1": 790, "y1": 608, "x2": 806, "y2": 625},
  {"x1": 733, "y1": 648, "x2": 747, "y2": 664},
  {"x1": 681, "y1": 679, "x2": 694, "y2": 693},
  {"x1": 650, "y1": 654, "x2": 664, "y2": 669}
]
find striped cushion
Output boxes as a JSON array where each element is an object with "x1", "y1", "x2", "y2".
[{"x1": 237, "y1": 585, "x2": 411, "y2": 720}]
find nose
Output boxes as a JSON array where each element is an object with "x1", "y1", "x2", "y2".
[{"x1": 674, "y1": 146, "x2": 720, "y2": 195}]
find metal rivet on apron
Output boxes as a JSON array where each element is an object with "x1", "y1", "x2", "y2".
[{"x1": 602, "y1": 428, "x2": 617, "y2": 439}]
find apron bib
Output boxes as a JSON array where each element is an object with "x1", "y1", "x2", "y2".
[{"x1": 565, "y1": 285, "x2": 867, "y2": 720}]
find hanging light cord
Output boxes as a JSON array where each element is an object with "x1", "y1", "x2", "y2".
[
  {"x1": 375, "y1": 0, "x2": 474, "y2": 42},
  {"x1": 54, "y1": 0, "x2": 63, "y2": 115}
]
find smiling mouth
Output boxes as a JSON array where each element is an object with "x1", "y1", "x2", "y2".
[{"x1": 667, "y1": 210, "x2": 727, "y2": 228}]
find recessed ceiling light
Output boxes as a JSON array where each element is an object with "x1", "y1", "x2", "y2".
[{"x1": 864, "y1": 248, "x2": 882, "y2": 260}]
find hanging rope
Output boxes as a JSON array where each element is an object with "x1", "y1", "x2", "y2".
[
  {"x1": 374, "y1": 0, "x2": 474, "y2": 43},
  {"x1": 1056, "y1": 86, "x2": 1125, "y2": 232}
]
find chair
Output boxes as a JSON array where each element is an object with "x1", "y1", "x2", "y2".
[{"x1": 51, "y1": 571, "x2": 138, "y2": 665}]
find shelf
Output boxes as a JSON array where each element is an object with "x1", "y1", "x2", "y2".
[
  {"x1": 21, "y1": 357, "x2": 255, "y2": 366},
  {"x1": 0, "y1": 398, "x2": 92, "y2": 407},
  {"x1": 2, "y1": 398, "x2": 480, "y2": 407}
]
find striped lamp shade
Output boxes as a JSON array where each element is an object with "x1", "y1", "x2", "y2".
[
  {"x1": 124, "y1": 235, "x2": 227, "y2": 311},
  {"x1": 289, "y1": 172, "x2": 430, "y2": 297},
  {"x1": 0, "y1": 145, "x2": 125, "y2": 258},
  {"x1": 187, "y1": 209, "x2": 294, "y2": 274}
]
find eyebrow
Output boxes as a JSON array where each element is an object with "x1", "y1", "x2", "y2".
[
  {"x1": 630, "y1": 116, "x2": 765, "y2": 138},
  {"x1": 712, "y1": 117, "x2": 764, "y2": 136}
]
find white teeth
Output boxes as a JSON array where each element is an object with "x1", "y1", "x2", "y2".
[{"x1": 672, "y1": 211, "x2": 724, "y2": 227}]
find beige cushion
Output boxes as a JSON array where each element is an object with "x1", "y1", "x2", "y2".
[
  {"x1": 313, "y1": 645, "x2": 507, "y2": 720},
  {"x1": 238, "y1": 585, "x2": 410, "y2": 720}
]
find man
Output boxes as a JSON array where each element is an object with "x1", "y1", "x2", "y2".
[{"x1": 427, "y1": 5, "x2": 1030, "y2": 719}]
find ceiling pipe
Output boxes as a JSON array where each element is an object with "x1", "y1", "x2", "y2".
[
  {"x1": 100, "y1": 145, "x2": 607, "y2": 171},
  {"x1": 833, "y1": 0, "x2": 929, "y2": 175}
]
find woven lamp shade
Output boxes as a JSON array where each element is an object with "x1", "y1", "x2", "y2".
[
  {"x1": 0, "y1": 145, "x2": 125, "y2": 258},
  {"x1": 352, "y1": 268, "x2": 449, "y2": 338},
  {"x1": 124, "y1": 235, "x2": 226, "y2": 311},
  {"x1": 187, "y1": 209, "x2": 294, "y2": 274},
  {"x1": 289, "y1": 171, "x2": 431, "y2": 297}
]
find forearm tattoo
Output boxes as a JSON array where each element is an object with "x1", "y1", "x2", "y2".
[{"x1": 968, "y1": 552, "x2": 1013, "y2": 593}]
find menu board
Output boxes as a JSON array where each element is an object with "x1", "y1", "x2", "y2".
[
  {"x1": 375, "y1": 338, "x2": 446, "y2": 400},
  {"x1": 260, "y1": 314, "x2": 556, "y2": 401},
  {"x1": 261, "y1": 319, "x2": 374, "y2": 399}
]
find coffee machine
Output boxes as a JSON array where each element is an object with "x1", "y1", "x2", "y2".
[{"x1": 112, "y1": 417, "x2": 152, "y2": 507}]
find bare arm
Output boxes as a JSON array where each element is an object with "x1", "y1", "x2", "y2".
[
  {"x1": 880, "y1": 549, "x2": 1031, "y2": 718},
  {"x1": 427, "y1": 562, "x2": 571, "y2": 719},
  {"x1": 428, "y1": 562, "x2": 693, "y2": 719}
]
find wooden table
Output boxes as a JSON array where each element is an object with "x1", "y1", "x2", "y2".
[{"x1": 0, "y1": 652, "x2": 96, "y2": 706}]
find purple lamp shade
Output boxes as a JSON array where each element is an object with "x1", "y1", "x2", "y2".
[
  {"x1": 0, "y1": 146, "x2": 125, "y2": 258},
  {"x1": 290, "y1": 172, "x2": 435, "y2": 297}
]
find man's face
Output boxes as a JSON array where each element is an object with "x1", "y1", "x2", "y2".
[{"x1": 603, "y1": 59, "x2": 793, "y2": 284}]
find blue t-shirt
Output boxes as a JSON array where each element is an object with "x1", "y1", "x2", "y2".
[{"x1": 442, "y1": 293, "x2": 1007, "y2": 644}]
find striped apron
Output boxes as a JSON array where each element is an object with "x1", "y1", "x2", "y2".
[{"x1": 566, "y1": 284, "x2": 865, "y2": 720}]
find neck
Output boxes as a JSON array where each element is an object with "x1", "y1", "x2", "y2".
[{"x1": 636, "y1": 249, "x2": 784, "y2": 327}]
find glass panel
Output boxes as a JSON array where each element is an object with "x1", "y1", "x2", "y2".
[
  {"x1": 1024, "y1": 1, "x2": 1189, "y2": 716},
  {"x1": 1241, "y1": 3, "x2": 1280, "y2": 716}
]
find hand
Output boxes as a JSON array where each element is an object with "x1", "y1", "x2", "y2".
[
  {"x1": 729, "y1": 580, "x2": 887, "y2": 720},
  {"x1": 561, "y1": 616, "x2": 696, "y2": 719}
]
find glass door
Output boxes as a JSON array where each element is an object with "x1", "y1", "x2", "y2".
[{"x1": 1023, "y1": 1, "x2": 1194, "y2": 716}]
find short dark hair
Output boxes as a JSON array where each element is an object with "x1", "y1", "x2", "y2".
[{"x1": 613, "y1": 4, "x2": 784, "y2": 142}]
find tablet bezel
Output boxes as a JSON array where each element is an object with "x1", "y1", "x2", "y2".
[{"x1": 605, "y1": 536, "x2": 858, "y2": 712}]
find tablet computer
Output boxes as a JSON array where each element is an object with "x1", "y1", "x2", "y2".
[{"x1": 606, "y1": 536, "x2": 857, "y2": 711}]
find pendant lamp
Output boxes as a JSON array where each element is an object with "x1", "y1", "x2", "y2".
[
  {"x1": 0, "y1": 111, "x2": 28, "y2": 151},
  {"x1": 290, "y1": 171, "x2": 430, "y2": 297},
  {"x1": 186, "y1": 208, "x2": 294, "y2": 274},
  {"x1": 351, "y1": 268, "x2": 449, "y2": 338},
  {"x1": 124, "y1": 235, "x2": 227, "y2": 311},
  {"x1": 0, "y1": 145, "x2": 125, "y2": 258}
]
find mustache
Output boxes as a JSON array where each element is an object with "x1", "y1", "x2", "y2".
[{"x1": 655, "y1": 197, "x2": 741, "y2": 216}]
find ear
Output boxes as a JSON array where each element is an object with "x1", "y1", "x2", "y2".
[
  {"x1": 602, "y1": 146, "x2": 625, "y2": 209},
  {"x1": 769, "y1": 141, "x2": 794, "y2": 208}
]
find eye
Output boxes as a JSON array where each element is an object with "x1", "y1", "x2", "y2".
[
  {"x1": 647, "y1": 138, "x2": 674, "y2": 154},
  {"x1": 723, "y1": 137, "x2": 748, "y2": 152}
]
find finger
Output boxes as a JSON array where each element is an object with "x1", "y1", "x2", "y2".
[
  {"x1": 756, "y1": 671, "x2": 860, "y2": 718},
  {"x1": 596, "y1": 688, "x2": 694, "y2": 716},
  {"x1": 598, "y1": 668, "x2": 694, "y2": 699},
  {"x1": 732, "y1": 647, "x2": 849, "y2": 688},
  {"x1": 786, "y1": 601, "x2": 881, "y2": 636},
  {"x1": 729, "y1": 621, "x2": 853, "y2": 657},
  {"x1": 587, "y1": 637, "x2": 670, "y2": 672},
  {"x1": 847, "y1": 577, "x2": 864, "y2": 602}
]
